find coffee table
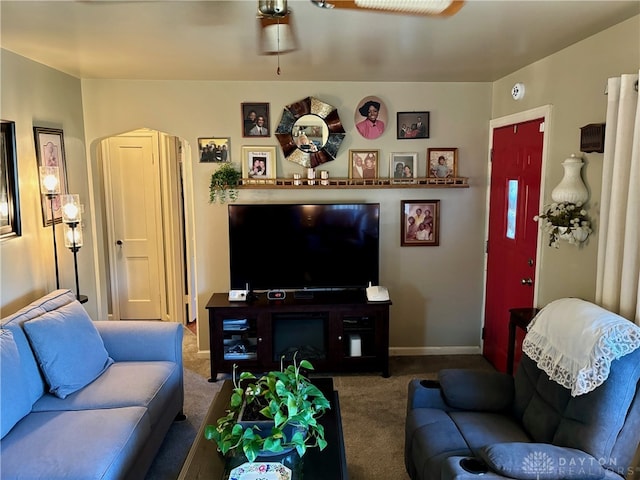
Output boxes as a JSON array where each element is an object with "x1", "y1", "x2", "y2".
[{"x1": 178, "y1": 377, "x2": 348, "y2": 480}]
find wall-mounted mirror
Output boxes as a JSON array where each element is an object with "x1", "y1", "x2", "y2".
[{"x1": 275, "y1": 97, "x2": 345, "y2": 168}]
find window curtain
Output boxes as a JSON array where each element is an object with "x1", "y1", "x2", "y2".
[{"x1": 595, "y1": 72, "x2": 640, "y2": 325}]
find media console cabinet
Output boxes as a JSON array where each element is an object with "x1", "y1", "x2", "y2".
[{"x1": 206, "y1": 291, "x2": 391, "y2": 381}]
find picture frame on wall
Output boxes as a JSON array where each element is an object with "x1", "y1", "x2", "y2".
[
  {"x1": 349, "y1": 149, "x2": 379, "y2": 179},
  {"x1": 34, "y1": 126, "x2": 68, "y2": 226},
  {"x1": 401, "y1": 199, "x2": 440, "y2": 246},
  {"x1": 198, "y1": 137, "x2": 231, "y2": 163},
  {"x1": 1, "y1": 120, "x2": 21, "y2": 238},
  {"x1": 427, "y1": 148, "x2": 458, "y2": 178},
  {"x1": 241, "y1": 146, "x2": 277, "y2": 181},
  {"x1": 241, "y1": 102, "x2": 270, "y2": 137},
  {"x1": 354, "y1": 96, "x2": 387, "y2": 140},
  {"x1": 390, "y1": 152, "x2": 418, "y2": 183},
  {"x1": 397, "y1": 112, "x2": 429, "y2": 139}
]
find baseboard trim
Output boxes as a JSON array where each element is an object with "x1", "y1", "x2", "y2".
[{"x1": 389, "y1": 346, "x2": 481, "y2": 356}]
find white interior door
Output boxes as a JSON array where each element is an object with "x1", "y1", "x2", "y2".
[{"x1": 105, "y1": 131, "x2": 164, "y2": 320}]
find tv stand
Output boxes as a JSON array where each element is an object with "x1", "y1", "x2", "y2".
[{"x1": 206, "y1": 291, "x2": 391, "y2": 381}]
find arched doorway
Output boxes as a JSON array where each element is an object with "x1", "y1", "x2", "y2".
[{"x1": 98, "y1": 128, "x2": 195, "y2": 326}]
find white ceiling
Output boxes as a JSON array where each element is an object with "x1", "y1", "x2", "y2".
[{"x1": 1, "y1": 0, "x2": 638, "y2": 82}]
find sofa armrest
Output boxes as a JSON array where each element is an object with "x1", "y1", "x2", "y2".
[
  {"x1": 407, "y1": 378, "x2": 453, "y2": 412},
  {"x1": 478, "y1": 443, "x2": 606, "y2": 479},
  {"x1": 94, "y1": 321, "x2": 183, "y2": 364},
  {"x1": 438, "y1": 369, "x2": 514, "y2": 411}
]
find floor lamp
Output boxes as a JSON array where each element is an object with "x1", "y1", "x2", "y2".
[
  {"x1": 39, "y1": 166, "x2": 61, "y2": 289},
  {"x1": 61, "y1": 194, "x2": 87, "y2": 303}
]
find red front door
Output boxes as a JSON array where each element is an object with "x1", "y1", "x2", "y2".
[{"x1": 483, "y1": 118, "x2": 544, "y2": 372}]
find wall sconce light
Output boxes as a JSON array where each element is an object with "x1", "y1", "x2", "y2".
[
  {"x1": 61, "y1": 194, "x2": 87, "y2": 303},
  {"x1": 39, "y1": 165, "x2": 61, "y2": 289}
]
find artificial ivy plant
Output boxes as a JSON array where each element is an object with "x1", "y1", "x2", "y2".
[{"x1": 209, "y1": 163, "x2": 241, "y2": 204}]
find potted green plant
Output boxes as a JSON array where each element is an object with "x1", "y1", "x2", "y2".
[
  {"x1": 209, "y1": 163, "x2": 242, "y2": 204},
  {"x1": 204, "y1": 354, "x2": 330, "y2": 466}
]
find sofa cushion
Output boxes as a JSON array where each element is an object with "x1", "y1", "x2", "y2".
[
  {"x1": 449, "y1": 411, "x2": 531, "y2": 451},
  {"x1": 0, "y1": 406, "x2": 150, "y2": 480},
  {"x1": 23, "y1": 301, "x2": 114, "y2": 399},
  {"x1": 0, "y1": 330, "x2": 32, "y2": 438},
  {"x1": 478, "y1": 442, "x2": 606, "y2": 479},
  {"x1": 405, "y1": 408, "x2": 473, "y2": 480},
  {"x1": 33, "y1": 361, "x2": 179, "y2": 428},
  {"x1": 0, "y1": 290, "x2": 78, "y2": 405},
  {"x1": 439, "y1": 369, "x2": 514, "y2": 411}
]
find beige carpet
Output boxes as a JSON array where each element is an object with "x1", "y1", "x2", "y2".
[{"x1": 180, "y1": 326, "x2": 495, "y2": 480}]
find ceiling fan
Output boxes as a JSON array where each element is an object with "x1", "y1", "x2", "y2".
[{"x1": 256, "y1": 0, "x2": 464, "y2": 73}]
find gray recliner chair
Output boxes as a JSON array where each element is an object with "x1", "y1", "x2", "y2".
[{"x1": 405, "y1": 298, "x2": 640, "y2": 480}]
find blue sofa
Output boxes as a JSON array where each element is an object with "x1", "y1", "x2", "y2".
[
  {"x1": 0, "y1": 289, "x2": 184, "y2": 480},
  {"x1": 405, "y1": 298, "x2": 640, "y2": 480}
]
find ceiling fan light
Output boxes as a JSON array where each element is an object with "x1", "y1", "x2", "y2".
[{"x1": 260, "y1": 21, "x2": 297, "y2": 55}]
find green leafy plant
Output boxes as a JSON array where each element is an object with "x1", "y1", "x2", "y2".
[
  {"x1": 204, "y1": 354, "x2": 330, "y2": 462},
  {"x1": 534, "y1": 201, "x2": 592, "y2": 248},
  {"x1": 209, "y1": 163, "x2": 241, "y2": 204}
]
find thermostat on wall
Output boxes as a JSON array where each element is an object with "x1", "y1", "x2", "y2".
[{"x1": 511, "y1": 82, "x2": 526, "y2": 100}]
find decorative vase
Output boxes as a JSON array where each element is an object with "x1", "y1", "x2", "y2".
[{"x1": 551, "y1": 154, "x2": 589, "y2": 204}]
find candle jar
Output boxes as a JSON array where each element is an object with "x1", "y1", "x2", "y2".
[{"x1": 307, "y1": 168, "x2": 316, "y2": 185}]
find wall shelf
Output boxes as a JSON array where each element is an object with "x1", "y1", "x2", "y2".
[{"x1": 238, "y1": 177, "x2": 469, "y2": 189}]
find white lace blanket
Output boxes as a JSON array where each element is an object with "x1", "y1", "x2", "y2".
[{"x1": 522, "y1": 298, "x2": 640, "y2": 397}]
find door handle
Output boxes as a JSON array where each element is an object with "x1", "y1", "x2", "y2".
[
  {"x1": 116, "y1": 240, "x2": 123, "y2": 246},
  {"x1": 521, "y1": 278, "x2": 533, "y2": 286}
]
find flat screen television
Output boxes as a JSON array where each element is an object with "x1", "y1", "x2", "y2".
[{"x1": 228, "y1": 203, "x2": 380, "y2": 292}]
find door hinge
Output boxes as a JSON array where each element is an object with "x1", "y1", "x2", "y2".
[
  {"x1": 485, "y1": 240, "x2": 489, "y2": 254},
  {"x1": 481, "y1": 327, "x2": 485, "y2": 339},
  {"x1": 539, "y1": 121, "x2": 545, "y2": 132}
]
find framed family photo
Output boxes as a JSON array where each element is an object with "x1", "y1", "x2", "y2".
[
  {"x1": 198, "y1": 137, "x2": 230, "y2": 163},
  {"x1": 390, "y1": 152, "x2": 418, "y2": 183},
  {"x1": 427, "y1": 148, "x2": 458, "y2": 178},
  {"x1": 401, "y1": 199, "x2": 440, "y2": 246},
  {"x1": 397, "y1": 112, "x2": 429, "y2": 139},
  {"x1": 241, "y1": 146, "x2": 277, "y2": 181},
  {"x1": 34, "y1": 126, "x2": 68, "y2": 226},
  {"x1": 241, "y1": 102, "x2": 270, "y2": 137},
  {"x1": 349, "y1": 149, "x2": 379, "y2": 179}
]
